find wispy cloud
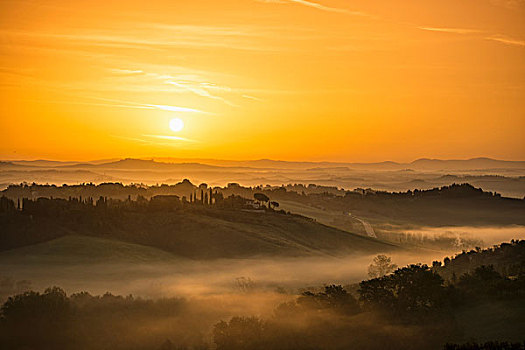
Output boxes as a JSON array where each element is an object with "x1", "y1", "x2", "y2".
[
  {"x1": 166, "y1": 81, "x2": 239, "y2": 107},
  {"x1": 257, "y1": 0, "x2": 367, "y2": 15},
  {"x1": 22, "y1": 99, "x2": 149, "y2": 110},
  {"x1": 149, "y1": 24, "x2": 262, "y2": 38},
  {"x1": 0, "y1": 29, "x2": 282, "y2": 53},
  {"x1": 418, "y1": 27, "x2": 525, "y2": 48},
  {"x1": 145, "y1": 104, "x2": 204, "y2": 113},
  {"x1": 110, "y1": 69, "x2": 145, "y2": 75},
  {"x1": 489, "y1": 0, "x2": 525, "y2": 9},
  {"x1": 143, "y1": 134, "x2": 196, "y2": 142},
  {"x1": 242, "y1": 94, "x2": 264, "y2": 102},
  {"x1": 107, "y1": 67, "x2": 263, "y2": 107},
  {"x1": 486, "y1": 35, "x2": 525, "y2": 47},
  {"x1": 37, "y1": 96, "x2": 207, "y2": 114},
  {"x1": 418, "y1": 27, "x2": 481, "y2": 34},
  {"x1": 113, "y1": 134, "x2": 197, "y2": 147}
]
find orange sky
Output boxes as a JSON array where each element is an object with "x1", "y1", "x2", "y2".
[{"x1": 1, "y1": 0, "x2": 524, "y2": 162}]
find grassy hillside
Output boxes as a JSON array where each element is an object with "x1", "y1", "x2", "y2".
[
  {"x1": 0, "y1": 235, "x2": 180, "y2": 265},
  {"x1": 0, "y1": 235, "x2": 188, "y2": 300},
  {"x1": 101, "y1": 208, "x2": 398, "y2": 258},
  {"x1": 0, "y1": 206, "x2": 398, "y2": 259}
]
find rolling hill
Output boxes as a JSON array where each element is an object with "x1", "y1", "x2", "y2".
[{"x1": 0, "y1": 207, "x2": 398, "y2": 259}]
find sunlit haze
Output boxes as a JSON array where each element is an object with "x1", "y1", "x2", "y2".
[{"x1": 1, "y1": 0, "x2": 524, "y2": 162}]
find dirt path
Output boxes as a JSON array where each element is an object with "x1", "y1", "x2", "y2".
[{"x1": 349, "y1": 214, "x2": 377, "y2": 238}]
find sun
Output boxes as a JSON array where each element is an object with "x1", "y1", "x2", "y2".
[{"x1": 169, "y1": 118, "x2": 184, "y2": 132}]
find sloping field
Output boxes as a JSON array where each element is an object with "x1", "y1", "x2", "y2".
[{"x1": 0, "y1": 208, "x2": 398, "y2": 259}]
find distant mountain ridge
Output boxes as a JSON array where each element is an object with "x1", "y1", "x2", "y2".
[
  {"x1": 2, "y1": 157, "x2": 524, "y2": 198},
  {"x1": 3, "y1": 157, "x2": 525, "y2": 171}
]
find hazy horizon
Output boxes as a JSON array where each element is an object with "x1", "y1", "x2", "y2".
[{"x1": 4, "y1": 155, "x2": 525, "y2": 164}]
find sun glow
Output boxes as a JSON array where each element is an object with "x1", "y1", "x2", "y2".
[
  {"x1": 169, "y1": 118, "x2": 184, "y2": 132},
  {"x1": 1, "y1": 0, "x2": 524, "y2": 161}
]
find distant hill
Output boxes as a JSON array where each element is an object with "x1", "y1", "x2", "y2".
[
  {"x1": 4, "y1": 157, "x2": 525, "y2": 171},
  {"x1": 0, "y1": 162, "x2": 38, "y2": 170},
  {"x1": 60, "y1": 158, "x2": 225, "y2": 171},
  {"x1": 409, "y1": 157, "x2": 525, "y2": 171},
  {"x1": 2, "y1": 157, "x2": 525, "y2": 197},
  {"x1": 8, "y1": 160, "x2": 81, "y2": 167},
  {"x1": 150, "y1": 157, "x2": 525, "y2": 171}
]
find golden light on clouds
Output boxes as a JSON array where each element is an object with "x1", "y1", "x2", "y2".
[{"x1": 0, "y1": 0, "x2": 524, "y2": 161}]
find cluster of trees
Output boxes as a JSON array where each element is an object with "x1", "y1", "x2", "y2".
[
  {"x1": 359, "y1": 264, "x2": 452, "y2": 320},
  {"x1": 444, "y1": 342, "x2": 525, "y2": 350},
  {"x1": 0, "y1": 287, "x2": 198, "y2": 350},
  {"x1": 434, "y1": 240, "x2": 525, "y2": 281},
  {"x1": 1, "y1": 182, "x2": 196, "y2": 201},
  {"x1": 1, "y1": 256, "x2": 524, "y2": 350},
  {"x1": 0, "y1": 192, "x2": 282, "y2": 219},
  {"x1": 1, "y1": 189, "x2": 283, "y2": 216},
  {"x1": 212, "y1": 240, "x2": 525, "y2": 349},
  {"x1": 1, "y1": 182, "x2": 501, "y2": 202},
  {"x1": 211, "y1": 263, "x2": 525, "y2": 349},
  {"x1": 266, "y1": 183, "x2": 525, "y2": 226},
  {"x1": 3, "y1": 182, "x2": 523, "y2": 228},
  {"x1": 1, "y1": 181, "x2": 327, "y2": 205}
]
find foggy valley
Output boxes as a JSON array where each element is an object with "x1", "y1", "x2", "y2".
[{"x1": 1, "y1": 166, "x2": 524, "y2": 349}]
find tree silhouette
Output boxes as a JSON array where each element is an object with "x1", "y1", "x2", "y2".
[
  {"x1": 253, "y1": 193, "x2": 270, "y2": 208},
  {"x1": 367, "y1": 254, "x2": 397, "y2": 278},
  {"x1": 359, "y1": 264, "x2": 447, "y2": 319},
  {"x1": 213, "y1": 316, "x2": 266, "y2": 350}
]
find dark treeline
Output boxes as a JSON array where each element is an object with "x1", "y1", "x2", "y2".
[
  {"x1": 0, "y1": 181, "x2": 336, "y2": 202},
  {"x1": 2, "y1": 242, "x2": 524, "y2": 350},
  {"x1": 434, "y1": 240, "x2": 525, "y2": 281},
  {"x1": 269, "y1": 183, "x2": 524, "y2": 226},
  {"x1": 214, "y1": 258, "x2": 525, "y2": 350},
  {"x1": 212, "y1": 241, "x2": 525, "y2": 349},
  {"x1": 0, "y1": 181, "x2": 515, "y2": 202},
  {"x1": 2, "y1": 182, "x2": 524, "y2": 227},
  {"x1": 444, "y1": 342, "x2": 525, "y2": 350},
  {"x1": 0, "y1": 287, "x2": 207, "y2": 350}
]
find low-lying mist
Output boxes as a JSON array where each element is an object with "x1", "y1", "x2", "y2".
[
  {"x1": 2, "y1": 236, "x2": 525, "y2": 349},
  {"x1": 1, "y1": 251, "x2": 453, "y2": 301},
  {"x1": 399, "y1": 225, "x2": 525, "y2": 248},
  {"x1": 2, "y1": 225, "x2": 524, "y2": 301}
]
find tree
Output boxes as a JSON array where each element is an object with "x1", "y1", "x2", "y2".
[
  {"x1": 159, "y1": 339, "x2": 175, "y2": 350},
  {"x1": 297, "y1": 285, "x2": 359, "y2": 315},
  {"x1": 359, "y1": 264, "x2": 448, "y2": 319},
  {"x1": 368, "y1": 254, "x2": 397, "y2": 278},
  {"x1": 235, "y1": 277, "x2": 255, "y2": 293},
  {"x1": 457, "y1": 265, "x2": 506, "y2": 298},
  {"x1": 0, "y1": 287, "x2": 72, "y2": 348},
  {"x1": 253, "y1": 193, "x2": 270, "y2": 207},
  {"x1": 213, "y1": 317, "x2": 266, "y2": 350}
]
